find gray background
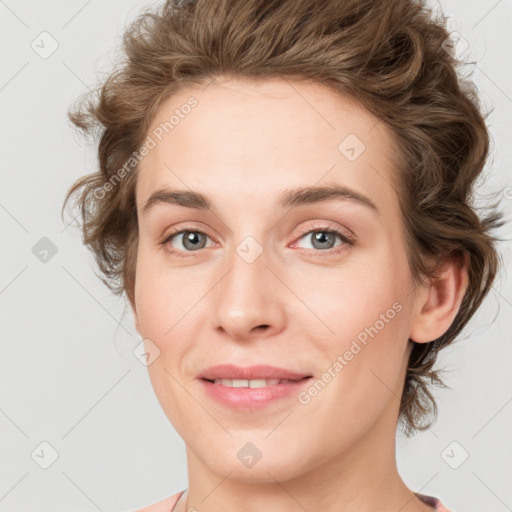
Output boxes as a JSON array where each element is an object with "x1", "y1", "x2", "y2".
[{"x1": 0, "y1": 0, "x2": 511, "y2": 511}]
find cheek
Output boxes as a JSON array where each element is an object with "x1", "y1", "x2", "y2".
[
  {"x1": 133, "y1": 248, "x2": 209, "y2": 377},
  {"x1": 133, "y1": 249, "x2": 175, "y2": 340},
  {"x1": 295, "y1": 251, "x2": 407, "y2": 342},
  {"x1": 297, "y1": 250, "x2": 410, "y2": 405}
]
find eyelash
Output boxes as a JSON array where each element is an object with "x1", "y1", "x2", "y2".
[{"x1": 159, "y1": 223, "x2": 355, "y2": 259}]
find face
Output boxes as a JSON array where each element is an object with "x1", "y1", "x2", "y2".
[{"x1": 132, "y1": 78, "x2": 418, "y2": 482}]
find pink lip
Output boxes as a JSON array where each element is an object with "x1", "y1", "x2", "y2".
[
  {"x1": 197, "y1": 364, "x2": 311, "y2": 381},
  {"x1": 199, "y1": 377, "x2": 312, "y2": 411}
]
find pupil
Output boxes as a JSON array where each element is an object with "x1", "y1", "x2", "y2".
[
  {"x1": 313, "y1": 231, "x2": 334, "y2": 249},
  {"x1": 184, "y1": 231, "x2": 205, "y2": 250}
]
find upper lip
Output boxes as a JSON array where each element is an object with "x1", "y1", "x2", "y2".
[{"x1": 198, "y1": 364, "x2": 312, "y2": 381}]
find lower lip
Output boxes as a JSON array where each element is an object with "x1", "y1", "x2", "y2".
[{"x1": 199, "y1": 377, "x2": 313, "y2": 410}]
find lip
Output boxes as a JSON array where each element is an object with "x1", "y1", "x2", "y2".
[
  {"x1": 197, "y1": 364, "x2": 312, "y2": 381},
  {"x1": 199, "y1": 376, "x2": 313, "y2": 411}
]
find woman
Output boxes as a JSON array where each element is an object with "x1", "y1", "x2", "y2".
[{"x1": 63, "y1": 0, "x2": 503, "y2": 510}]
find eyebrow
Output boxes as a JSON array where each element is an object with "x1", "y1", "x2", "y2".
[{"x1": 141, "y1": 184, "x2": 379, "y2": 215}]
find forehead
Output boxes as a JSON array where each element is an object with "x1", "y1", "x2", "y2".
[{"x1": 136, "y1": 78, "x2": 399, "y2": 216}]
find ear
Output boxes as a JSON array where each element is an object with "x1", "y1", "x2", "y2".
[{"x1": 409, "y1": 252, "x2": 469, "y2": 343}]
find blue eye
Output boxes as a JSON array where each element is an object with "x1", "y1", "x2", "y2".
[
  {"x1": 163, "y1": 229, "x2": 212, "y2": 254},
  {"x1": 297, "y1": 229, "x2": 347, "y2": 251},
  {"x1": 294, "y1": 228, "x2": 354, "y2": 256},
  {"x1": 160, "y1": 225, "x2": 355, "y2": 258}
]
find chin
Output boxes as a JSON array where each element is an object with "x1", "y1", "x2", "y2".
[
  {"x1": 214, "y1": 462, "x2": 303, "y2": 484},
  {"x1": 197, "y1": 440, "x2": 315, "y2": 484}
]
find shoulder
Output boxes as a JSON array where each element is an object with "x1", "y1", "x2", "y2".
[{"x1": 133, "y1": 490, "x2": 185, "y2": 512}]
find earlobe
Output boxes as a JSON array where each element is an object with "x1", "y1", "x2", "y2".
[{"x1": 409, "y1": 253, "x2": 469, "y2": 344}]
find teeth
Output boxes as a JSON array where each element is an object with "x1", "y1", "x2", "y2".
[{"x1": 212, "y1": 378, "x2": 296, "y2": 387}]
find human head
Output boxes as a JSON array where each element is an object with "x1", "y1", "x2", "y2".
[{"x1": 63, "y1": 0, "x2": 503, "y2": 442}]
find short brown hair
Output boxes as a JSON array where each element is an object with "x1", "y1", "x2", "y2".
[{"x1": 63, "y1": 0, "x2": 505, "y2": 436}]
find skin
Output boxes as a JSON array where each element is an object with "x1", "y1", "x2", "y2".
[{"x1": 131, "y1": 77, "x2": 468, "y2": 512}]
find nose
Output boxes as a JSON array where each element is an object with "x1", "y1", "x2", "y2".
[{"x1": 211, "y1": 242, "x2": 286, "y2": 342}]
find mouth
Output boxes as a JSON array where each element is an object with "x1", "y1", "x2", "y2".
[
  {"x1": 197, "y1": 363, "x2": 312, "y2": 382},
  {"x1": 198, "y1": 375, "x2": 313, "y2": 410},
  {"x1": 200, "y1": 376, "x2": 311, "y2": 387}
]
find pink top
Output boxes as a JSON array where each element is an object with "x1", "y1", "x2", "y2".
[
  {"x1": 415, "y1": 492, "x2": 452, "y2": 511},
  {"x1": 136, "y1": 490, "x2": 452, "y2": 511},
  {"x1": 133, "y1": 490, "x2": 185, "y2": 512}
]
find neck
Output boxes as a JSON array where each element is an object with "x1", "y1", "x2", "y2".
[{"x1": 179, "y1": 406, "x2": 431, "y2": 512}]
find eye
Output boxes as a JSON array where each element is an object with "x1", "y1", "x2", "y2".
[
  {"x1": 294, "y1": 227, "x2": 354, "y2": 255},
  {"x1": 161, "y1": 228, "x2": 214, "y2": 256},
  {"x1": 160, "y1": 224, "x2": 355, "y2": 258}
]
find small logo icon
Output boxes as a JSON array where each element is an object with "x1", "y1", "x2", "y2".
[
  {"x1": 441, "y1": 440, "x2": 469, "y2": 469},
  {"x1": 32, "y1": 237, "x2": 58, "y2": 263},
  {"x1": 237, "y1": 442, "x2": 263, "y2": 468},
  {"x1": 236, "y1": 236, "x2": 263, "y2": 264},
  {"x1": 133, "y1": 338, "x2": 161, "y2": 366},
  {"x1": 31, "y1": 441, "x2": 59, "y2": 469},
  {"x1": 338, "y1": 133, "x2": 366, "y2": 161},
  {"x1": 441, "y1": 31, "x2": 469, "y2": 59},
  {"x1": 31, "y1": 31, "x2": 59, "y2": 59}
]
